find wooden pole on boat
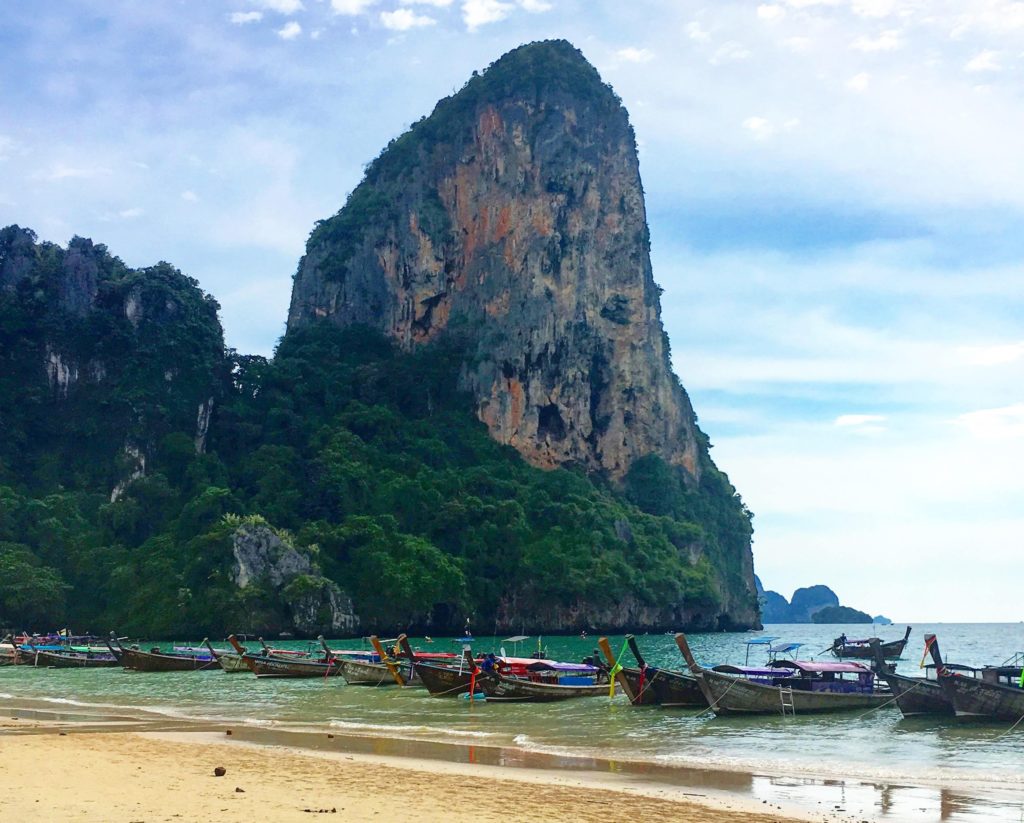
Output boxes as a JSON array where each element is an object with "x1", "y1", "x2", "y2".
[
  {"x1": 370, "y1": 635, "x2": 406, "y2": 686},
  {"x1": 598, "y1": 637, "x2": 635, "y2": 702},
  {"x1": 228, "y1": 634, "x2": 258, "y2": 676},
  {"x1": 674, "y1": 633, "x2": 702, "y2": 674}
]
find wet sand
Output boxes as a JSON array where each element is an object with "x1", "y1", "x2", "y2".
[
  {"x1": 2, "y1": 702, "x2": 1022, "y2": 822},
  {"x1": 0, "y1": 715, "x2": 803, "y2": 823}
]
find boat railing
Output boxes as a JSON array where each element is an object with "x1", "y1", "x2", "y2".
[{"x1": 1000, "y1": 651, "x2": 1024, "y2": 668}]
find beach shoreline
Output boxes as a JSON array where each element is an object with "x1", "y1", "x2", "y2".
[
  {"x1": 4, "y1": 699, "x2": 1023, "y2": 822},
  {"x1": 1, "y1": 712, "x2": 809, "y2": 823}
]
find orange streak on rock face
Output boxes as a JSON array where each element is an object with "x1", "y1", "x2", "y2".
[
  {"x1": 478, "y1": 106, "x2": 503, "y2": 140},
  {"x1": 507, "y1": 377, "x2": 524, "y2": 433}
]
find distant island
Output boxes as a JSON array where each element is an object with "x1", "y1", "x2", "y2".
[{"x1": 755, "y1": 577, "x2": 876, "y2": 624}]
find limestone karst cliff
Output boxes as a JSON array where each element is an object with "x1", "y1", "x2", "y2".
[
  {"x1": 0, "y1": 41, "x2": 761, "y2": 636},
  {"x1": 288, "y1": 41, "x2": 699, "y2": 482}
]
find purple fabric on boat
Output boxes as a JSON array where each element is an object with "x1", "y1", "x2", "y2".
[{"x1": 771, "y1": 660, "x2": 871, "y2": 674}]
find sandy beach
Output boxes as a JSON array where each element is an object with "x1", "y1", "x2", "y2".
[{"x1": 0, "y1": 717, "x2": 807, "y2": 823}]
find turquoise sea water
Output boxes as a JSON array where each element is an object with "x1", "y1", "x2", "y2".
[{"x1": 3, "y1": 623, "x2": 1024, "y2": 819}]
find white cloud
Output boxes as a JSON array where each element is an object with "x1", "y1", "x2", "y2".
[
  {"x1": 785, "y1": 0, "x2": 839, "y2": 7},
  {"x1": 851, "y1": 29, "x2": 901, "y2": 51},
  {"x1": 835, "y1": 413, "x2": 886, "y2": 427},
  {"x1": 847, "y1": 71, "x2": 870, "y2": 92},
  {"x1": 310, "y1": 28, "x2": 323, "y2": 39},
  {"x1": 380, "y1": 8, "x2": 436, "y2": 29},
  {"x1": 181, "y1": 190, "x2": 199, "y2": 202},
  {"x1": 462, "y1": 0, "x2": 512, "y2": 29},
  {"x1": 957, "y1": 404, "x2": 1024, "y2": 439},
  {"x1": 743, "y1": 116, "x2": 772, "y2": 139},
  {"x1": 518, "y1": 0, "x2": 552, "y2": 11},
  {"x1": 851, "y1": 0, "x2": 898, "y2": 17},
  {"x1": 33, "y1": 164, "x2": 111, "y2": 181},
  {"x1": 686, "y1": 21, "x2": 710, "y2": 42},
  {"x1": 228, "y1": 11, "x2": 264, "y2": 24},
  {"x1": 400, "y1": 0, "x2": 453, "y2": 5},
  {"x1": 331, "y1": 0, "x2": 377, "y2": 14},
  {"x1": 757, "y1": 4, "x2": 785, "y2": 20},
  {"x1": 254, "y1": 0, "x2": 304, "y2": 13},
  {"x1": 711, "y1": 42, "x2": 751, "y2": 64},
  {"x1": 965, "y1": 49, "x2": 1001, "y2": 72},
  {"x1": 617, "y1": 47, "x2": 654, "y2": 63},
  {"x1": 277, "y1": 21, "x2": 302, "y2": 39},
  {"x1": 741, "y1": 116, "x2": 798, "y2": 140},
  {"x1": 783, "y1": 36, "x2": 811, "y2": 51},
  {"x1": 118, "y1": 207, "x2": 144, "y2": 219},
  {"x1": 958, "y1": 341, "x2": 1024, "y2": 366}
]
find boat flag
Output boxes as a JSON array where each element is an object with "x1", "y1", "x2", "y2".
[{"x1": 607, "y1": 638, "x2": 629, "y2": 698}]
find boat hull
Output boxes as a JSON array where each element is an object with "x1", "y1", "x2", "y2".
[
  {"x1": 834, "y1": 638, "x2": 909, "y2": 659},
  {"x1": 878, "y1": 672, "x2": 952, "y2": 716},
  {"x1": 245, "y1": 654, "x2": 343, "y2": 678},
  {"x1": 338, "y1": 658, "x2": 412, "y2": 686},
  {"x1": 415, "y1": 662, "x2": 475, "y2": 696},
  {"x1": 31, "y1": 650, "x2": 119, "y2": 669},
  {"x1": 939, "y1": 673, "x2": 1024, "y2": 720},
  {"x1": 647, "y1": 668, "x2": 708, "y2": 708},
  {"x1": 696, "y1": 670, "x2": 892, "y2": 716},
  {"x1": 118, "y1": 647, "x2": 220, "y2": 672},
  {"x1": 215, "y1": 652, "x2": 253, "y2": 673},
  {"x1": 478, "y1": 673, "x2": 614, "y2": 702}
]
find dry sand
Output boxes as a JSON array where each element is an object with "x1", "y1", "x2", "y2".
[{"x1": 0, "y1": 719, "x2": 805, "y2": 823}]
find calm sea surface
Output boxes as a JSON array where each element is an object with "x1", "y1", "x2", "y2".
[{"x1": 3, "y1": 623, "x2": 1024, "y2": 819}]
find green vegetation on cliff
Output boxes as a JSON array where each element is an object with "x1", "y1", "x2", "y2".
[{"x1": 0, "y1": 227, "x2": 754, "y2": 635}]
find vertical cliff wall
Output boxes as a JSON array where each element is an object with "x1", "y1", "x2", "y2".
[{"x1": 288, "y1": 41, "x2": 702, "y2": 481}]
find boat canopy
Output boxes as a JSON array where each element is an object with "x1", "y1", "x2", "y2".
[
  {"x1": 744, "y1": 636, "x2": 780, "y2": 646},
  {"x1": 712, "y1": 665, "x2": 779, "y2": 677},
  {"x1": 768, "y1": 642, "x2": 803, "y2": 654},
  {"x1": 770, "y1": 660, "x2": 870, "y2": 674},
  {"x1": 503, "y1": 635, "x2": 530, "y2": 642},
  {"x1": 525, "y1": 661, "x2": 598, "y2": 673}
]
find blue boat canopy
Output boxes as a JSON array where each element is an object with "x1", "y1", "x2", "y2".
[{"x1": 744, "y1": 636, "x2": 781, "y2": 646}]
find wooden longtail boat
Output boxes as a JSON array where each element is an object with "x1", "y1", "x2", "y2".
[
  {"x1": 476, "y1": 657, "x2": 614, "y2": 702},
  {"x1": 108, "y1": 637, "x2": 220, "y2": 672},
  {"x1": 399, "y1": 636, "x2": 475, "y2": 696},
  {"x1": 0, "y1": 636, "x2": 23, "y2": 665},
  {"x1": 226, "y1": 635, "x2": 342, "y2": 678},
  {"x1": 625, "y1": 635, "x2": 706, "y2": 707},
  {"x1": 204, "y1": 639, "x2": 251, "y2": 673},
  {"x1": 598, "y1": 636, "x2": 705, "y2": 707},
  {"x1": 830, "y1": 626, "x2": 912, "y2": 659},
  {"x1": 27, "y1": 648, "x2": 119, "y2": 669},
  {"x1": 927, "y1": 634, "x2": 1024, "y2": 720},
  {"x1": 675, "y1": 633, "x2": 893, "y2": 716},
  {"x1": 870, "y1": 637, "x2": 952, "y2": 717},
  {"x1": 327, "y1": 637, "x2": 414, "y2": 686}
]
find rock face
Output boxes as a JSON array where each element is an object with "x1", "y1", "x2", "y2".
[
  {"x1": 0, "y1": 225, "x2": 223, "y2": 495},
  {"x1": 231, "y1": 522, "x2": 359, "y2": 635},
  {"x1": 288, "y1": 41, "x2": 700, "y2": 481}
]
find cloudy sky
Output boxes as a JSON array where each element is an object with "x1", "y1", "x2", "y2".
[{"x1": 3, "y1": 1, "x2": 1022, "y2": 622}]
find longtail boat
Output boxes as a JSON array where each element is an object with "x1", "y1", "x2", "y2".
[
  {"x1": 830, "y1": 626, "x2": 912, "y2": 659},
  {"x1": 0, "y1": 636, "x2": 23, "y2": 665},
  {"x1": 399, "y1": 636, "x2": 475, "y2": 696},
  {"x1": 326, "y1": 637, "x2": 415, "y2": 686},
  {"x1": 26, "y1": 647, "x2": 119, "y2": 668},
  {"x1": 108, "y1": 636, "x2": 220, "y2": 672},
  {"x1": 675, "y1": 633, "x2": 893, "y2": 716},
  {"x1": 598, "y1": 636, "x2": 705, "y2": 707},
  {"x1": 226, "y1": 635, "x2": 342, "y2": 678},
  {"x1": 870, "y1": 636, "x2": 952, "y2": 717},
  {"x1": 205, "y1": 638, "x2": 251, "y2": 673},
  {"x1": 476, "y1": 656, "x2": 614, "y2": 702},
  {"x1": 927, "y1": 634, "x2": 1024, "y2": 720}
]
